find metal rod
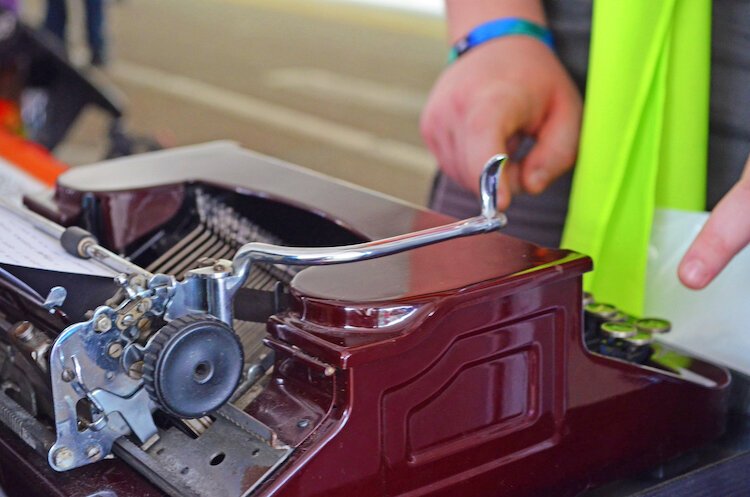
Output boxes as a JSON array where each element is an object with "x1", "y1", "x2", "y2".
[
  {"x1": 0, "y1": 200, "x2": 149, "y2": 278},
  {"x1": 231, "y1": 155, "x2": 508, "y2": 282},
  {"x1": 0, "y1": 199, "x2": 65, "y2": 239}
]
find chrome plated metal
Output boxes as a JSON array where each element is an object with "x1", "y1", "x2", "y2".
[
  {"x1": 232, "y1": 154, "x2": 507, "y2": 277},
  {"x1": 47, "y1": 279, "x2": 173, "y2": 471},
  {"x1": 42, "y1": 286, "x2": 67, "y2": 311},
  {"x1": 80, "y1": 241, "x2": 150, "y2": 277},
  {"x1": 480, "y1": 154, "x2": 504, "y2": 219}
]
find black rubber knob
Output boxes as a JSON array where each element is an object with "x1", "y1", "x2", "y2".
[
  {"x1": 60, "y1": 226, "x2": 97, "y2": 258},
  {"x1": 143, "y1": 314, "x2": 243, "y2": 418}
]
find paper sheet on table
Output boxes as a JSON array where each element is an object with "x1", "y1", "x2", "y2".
[
  {"x1": 645, "y1": 208, "x2": 750, "y2": 376},
  {"x1": 0, "y1": 206, "x2": 116, "y2": 277},
  {"x1": 0, "y1": 159, "x2": 115, "y2": 277},
  {"x1": 0, "y1": 157, "x2": 47, "y2": 204}
]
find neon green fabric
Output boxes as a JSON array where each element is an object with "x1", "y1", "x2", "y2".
[{"x1": 561, "y1": 1, "x2": 710, "y2": 315}]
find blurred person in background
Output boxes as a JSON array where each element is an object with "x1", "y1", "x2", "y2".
[
  {"x1": 0, "y1": 1, "x2": 17, "y2": 14},
  {"x1": 44, "y1": 0, "x2": 108, "y2": 66},
  {"x1": 0, "y1": 6, "x2": 23, "y2": 136}
]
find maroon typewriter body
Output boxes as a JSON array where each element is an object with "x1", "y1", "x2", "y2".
[{"x1": 2, "y1": 144, "x2": 730, "y2": 497}]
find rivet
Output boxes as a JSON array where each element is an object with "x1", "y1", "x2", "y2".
[
  {"x1": 53, "y1": 447, "x2": 75, "y2": 469},
  {"x1": 94, "y1": 315, "x2": 112, "y2": 333},
  {"x1": 61, "y1": 369, "x2": 75, "y2": 382}
]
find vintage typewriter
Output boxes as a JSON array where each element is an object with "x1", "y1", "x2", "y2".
[{"x1": 0, "y1": 142, "x2": 733, "y2": 496}]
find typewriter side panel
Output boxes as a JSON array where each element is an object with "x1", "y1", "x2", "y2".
[
  {"x1": 250, "y1": 249, "x2": 728, "y2": 497},
  {"x1": 252, "y1": 254, "x2": 585, "y2": 497}
]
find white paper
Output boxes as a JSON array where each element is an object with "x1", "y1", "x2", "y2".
[
  {"x1": 0, "y1": 206, "x2": 116, "y2": 277},
  {"x1": 645, "y1": 208, "x2": 750, "y2": 376},
  {"x1": 0, "y1": 157, "x2": 47, "y2": 204}
]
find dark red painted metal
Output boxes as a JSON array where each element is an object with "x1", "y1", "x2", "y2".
[
  {"x1": 253, "y1": 233, "x2": 728, "y2": 497},
  {"x1": 7, "y1": 145, "x2": 730, "y2": 497}
]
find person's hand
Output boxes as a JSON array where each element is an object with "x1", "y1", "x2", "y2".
[
  {"x1": 679, "y1": 153, "x2": 750, "y2": 289},
  {"x1": 420, "y1": 37, "x2": 582, "y2": 209}
]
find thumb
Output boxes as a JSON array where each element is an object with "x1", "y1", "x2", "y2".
[{"x1": 521, "y1": 92, "x2": 581, "y2": 195}]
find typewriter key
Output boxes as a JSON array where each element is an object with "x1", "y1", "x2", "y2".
[
  {"x1": 584, "y1": 303, "x2": 619, "y2": 347},
  {"x1": 635, "y1": 318, "x2": 671, "y2": 334},
  {"x1": 608, "y1": 311, "x2": 632, "y2": 323},
  {"x1": 585, "y1": 303, "x2": 617, "y2": 319},
  {"x1": 600, "y1": 322, "x2": 637, "y2": 339},
  {"x1": 582, "y1": 292, "x2": 595, "y2": 307},
  {"x1": 626, "y1": 331, "x2": 655, "y2": 347},
  {"x1": 624, "y1": 332, "x2": 655, "y2": 364}
]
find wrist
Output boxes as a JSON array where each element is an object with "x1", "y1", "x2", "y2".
[
  {"x1": 446, "y1": 0, "x2": 547, "y2": 43},
  {"x1": 448, "y1": 17, "x2": 554, "y2": 64}
]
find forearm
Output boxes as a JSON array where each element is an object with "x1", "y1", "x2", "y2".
[{"x1": 445, "y1": 0, "x2": 547, "y2": 42}]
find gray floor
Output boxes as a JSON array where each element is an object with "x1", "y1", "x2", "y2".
[{"x1": 21, "y1": 0, "x2": 446, "y2": 205}]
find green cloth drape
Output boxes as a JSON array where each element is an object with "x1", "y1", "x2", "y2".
[{"x1": 561, "y1": 0, "x2": 711, "y2": 314}]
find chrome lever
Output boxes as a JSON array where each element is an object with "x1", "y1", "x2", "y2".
[
  {"x1": 231, "y1": 155, "x2": 507, "y2": 282},
  {"x1": 170, "y1": 155, "x2": 506, "y2": 324}
]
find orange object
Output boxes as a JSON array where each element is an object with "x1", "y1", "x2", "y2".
[
  {"x1": 0, "y1": 130, "x2": 68, "y2": 186},
  {"x1": 0, "y1": 99, "x2": 23, "y2": 136}
]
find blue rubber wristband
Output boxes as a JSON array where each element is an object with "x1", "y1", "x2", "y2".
[{"x1": 448, "y1": 18, "x2": 554, "y2": 64}]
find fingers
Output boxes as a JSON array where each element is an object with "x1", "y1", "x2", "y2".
[
  {"x1": 420, "y1": 96, "x2": 459, "y2": 186},
  {"x1": 520, "y1": 89, "x2": 582, "y2": 194},
  {"x1": 421, "y1": 41, "x2": 583, "y2": 209},
  {"x1": 678, "y1": 156, "x2": 750, "y2": 289},
  {"x1": 460, "y1": 92, "x2": 526, "y2": 208}
]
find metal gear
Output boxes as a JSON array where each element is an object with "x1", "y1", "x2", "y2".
[{"x1": 143, "y1": 313, "x2": 243, "y2": 418}]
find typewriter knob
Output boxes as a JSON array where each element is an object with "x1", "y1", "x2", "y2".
[{"x1": 143, "y1": 314, "x2": 244, "y2": 418}]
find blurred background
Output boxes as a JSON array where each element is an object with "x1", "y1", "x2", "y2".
[{"x1": 17, "y1": 0, "x2": 448, "y2": 205}]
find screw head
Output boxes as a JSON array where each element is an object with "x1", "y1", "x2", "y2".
[
  {"x1": 121, "y1": 314, "x2": 135, "y2": 327},
  {"x1": 213, "y1": 263, "x2": 227, "y2": 272},
  {"x1": 114, "y1": 273, "x2": 129, "y2": 287},
  {"x1": 136, "y1": 299, "x2": 152, "y2": 314},
  {"x1": 94, "y1": 315, "x2": 112, "y2": 333},
  {"x1": 52, "y1": 447, "x2": 75, "y2": 470},
  {"x1": 297, "y1": 418, "x2": 310, "y2": 429},
  {"x1": 107, "y1": 342, "x2": 124, "y2": 359},
  {"x1": 128, "y1": 360, "x2": 144, "y2": 380},
  {"x1": 137, "y1": 317, "x2": 151, "y2": 333},
  {"x1": 61, "y1": 369, "x2": 76, "y2": 382},
  {"x1": 86, "y1": 445, "x2": 101, "y2": 460}
]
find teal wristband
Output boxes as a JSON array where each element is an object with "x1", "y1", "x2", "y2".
[{"x1": 448, "y1": 17, "x2": 554, "y2": 64}]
